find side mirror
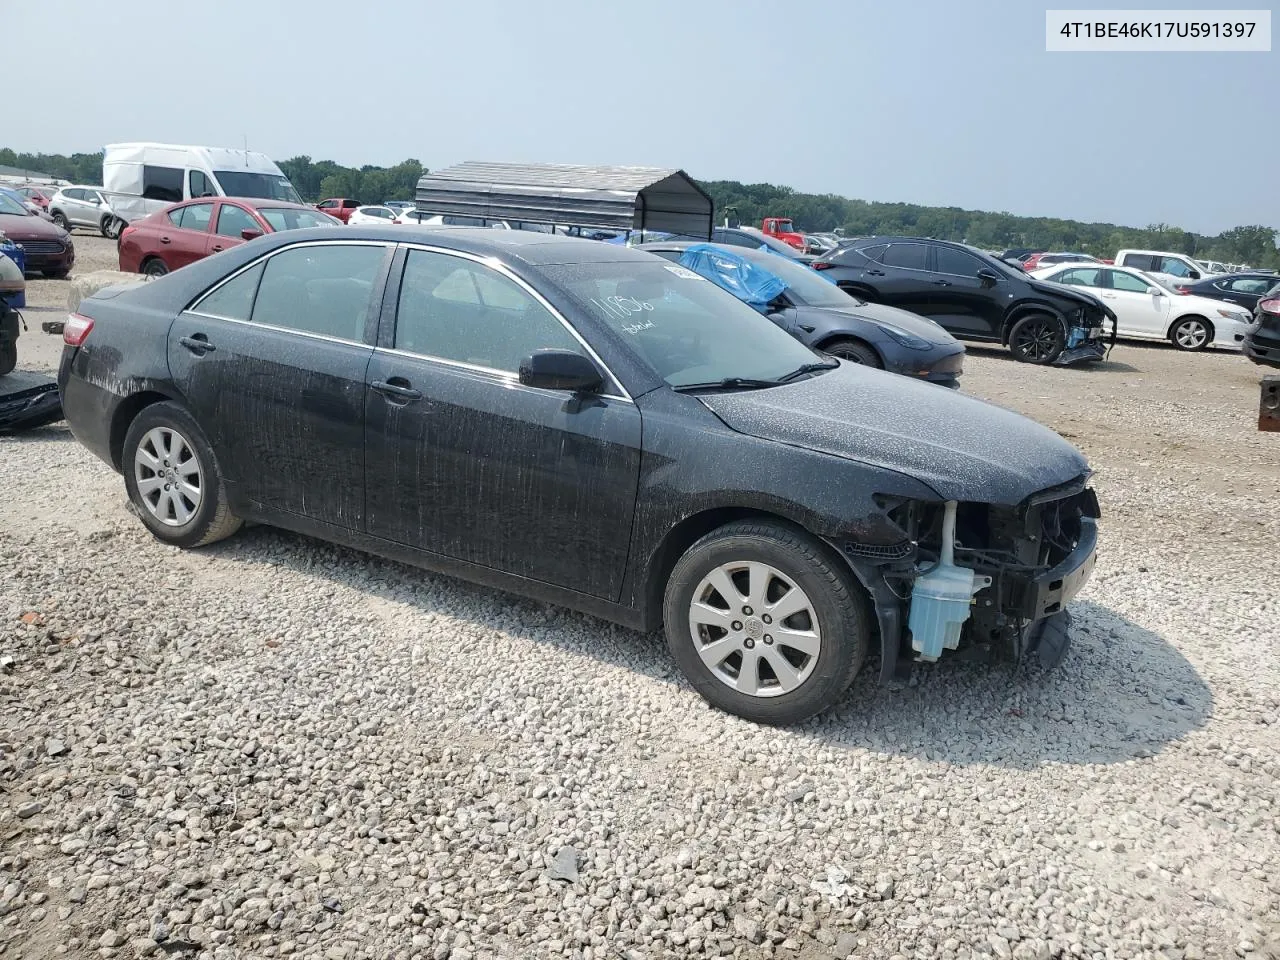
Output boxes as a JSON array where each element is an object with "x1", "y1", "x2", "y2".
[
  {"x1": 1188, "y1": 270, "x2": 1201, "y2": 280},
  {"x1": 518, "y1": 349, "x2": 603, "y2": 393},
  {"x1": 977, "y1": 268, "x2": 999, "y2": 285},
  {"x1": 1147, "y1": 286, "x2": 1163, "y2": 296},
  {"x1": 240, "y1": 228, "x2": 263, "y2": 241}
]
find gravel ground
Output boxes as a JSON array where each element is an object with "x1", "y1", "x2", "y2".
[{"x1": 2, "y1": 235, "x2": 1278, "y2": 960}]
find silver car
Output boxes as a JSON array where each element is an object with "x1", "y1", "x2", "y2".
[{"x1": 49, "y1": 186, "x2": 117, "y2": 236}]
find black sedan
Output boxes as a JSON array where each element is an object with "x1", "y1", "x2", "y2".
[
  {"x1": 813, "y1": 237, "x2": 1114, "y2": 365},
  {"x1": 1172, "y1": 272, "x2": 1280, "y2": 314},
  {"x1": 1243, "y1": 281, "x2": 1280, "y2": 368},
  {"x1": 637, "y1": 240, "x2": 966, "y2": 386},
  {"x1": 59, "y1": 227, "x2": 1100, "y2": 725}
]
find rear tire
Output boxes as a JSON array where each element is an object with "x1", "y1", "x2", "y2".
[
  {"x1": 1008, "y1": 313, "x2": 1065, "y2": 364},
  {"x1": 823, "y1": 338, "x2": 882, "y2": 367},
  {"x1": 141, "y1": 258, "x2": 169, "y2": 278},
  {"x1": 0, "y1": 341, "x2": 16, "y2": 377},
  {"x1": 662, "y1": 520, "x2": 869, "y2": 725},
  {"x1": 122, "y1": 402, "x2": 241, "y2": 548},
  {"x1": 1169, "y1": 316, "x2": 1212, "y2": 351}
]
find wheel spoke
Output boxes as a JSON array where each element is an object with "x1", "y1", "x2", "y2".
[
  {"x1": 169, "y1": 489, "x2": 194, "y2": 525},
  {"x1": 178, "y1": 480, "x2": 202, "y2": 504},
  {"x1": 690, "y1": 602, "x2": 734, "y2": 631},
  {"x1": 774, "y1": 626, "x2": 821, "y2": 658},
  {"x1": 695, "y1": 635, "x2": 739, "y2": 671},
  {"x1": 704, "y1": 567, "x2": 742, "y2": 608},
  {"x1": 745, "y1": 562, "x2": 772, "y2": 610},
  {"x1": 766, "y1": 586, "x2": 810, "y2": 624},
  {"x1": 762, "y1": 648, "x2": 804, "y2": 693},
  {"x1": 735, "y1": 649, "x2": 762, "y2": 695},
  {"x1": 136, "y1": 446, "x2": 161, "y2": 471},
  {"x1": 136, "y1": 475, "x2": 164, "y2": 496},
  {"x1": 177, "y1": 458, "x2": 201, "y2": 479}
]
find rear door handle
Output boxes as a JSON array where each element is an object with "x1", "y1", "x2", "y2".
[
  {"x1": 931, "y1": 279, "x2": 952, "y2": 286},
  {"x1": 1100, "y1": 293, "x2": 1117, "y2": 299},
  {"x1": 179, "y1": 335, "x2": 215, "y2": 355},
  {"x1": 371, "y1": 379, "x2": 423, "y2": 402},
  {"x1": 211, "y1": 244, "x2": 224, "y2": 252}
]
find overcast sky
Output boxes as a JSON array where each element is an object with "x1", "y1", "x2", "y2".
[{"x1": 9, "y1": 0, "x2": 1277, "y2": 234}]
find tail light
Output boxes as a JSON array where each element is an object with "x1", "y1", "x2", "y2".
[
  {"x1": 1259, "y1": 298, "x2": 1280, "y2": 315},
  {"x1": 812, "y1": 261, "x2": 834, "y2": 270},
  {"x1": 63, "y1": 313, "x2": 94, "y2": 346}
]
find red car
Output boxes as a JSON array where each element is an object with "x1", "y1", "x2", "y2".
[
  {"x1": 13, "y1": 186, "x2": 54, "y2": 211},
  {"x1": 315, "y1": 198, "x2": 362, "y2": 223},
  {"x1": 118, "y1": 198, "x2": 341, "y2": 276}
]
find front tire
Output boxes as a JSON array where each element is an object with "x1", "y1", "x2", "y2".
[
  {"x1": 1008, "y1": 313, "x2": 1065, "y2": 364},
  {"x1": 122, "y1": 402, "x2": 241, "y2": 548},
  {"x1": 823, "y1": 338, "x2": 882, "y2": 367},
  {"x1": 1169, "y1": 316, "x2": 1212, "y2": 351},
  {"x1": 101, "y1": 216, "x2": 123, "y2": 240},
  {"x1": 51, "y1": 211, "x2": 70, "y2": 231},
  {"x1": 663, "y1": 520, "x2": 869, "y2": 725}
]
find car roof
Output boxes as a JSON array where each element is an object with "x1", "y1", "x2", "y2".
[
  {"x1": 282, "y1": 225, "x2": 664, "y2": 265},
  {"x1": 170, "y1": 197, "x2": 318, "y2": 212},
  {"x1": 637, "y1": 240, "x2": 793, "y2": 266}
]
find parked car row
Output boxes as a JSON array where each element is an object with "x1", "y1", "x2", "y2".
[
  {"x1": 0, "y1": 190, "x2": 75, "y2": 278},
  {"x1": 1243, "y1": 280, "x2": 1280, "y2": 369}
]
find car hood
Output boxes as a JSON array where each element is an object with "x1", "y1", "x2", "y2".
[
  {"x1": 0, "y1": 213, "x2": 68, "y2": 241},
  {"x1": 799, "y1": 301, "x2": 959, "y2": 345},
  {"x1": 697, "y1": 363, "x2": 1088, "y2": 504},
  {"x1": 1024, "y1": 275, "x2": 1111, "y2": 315}
]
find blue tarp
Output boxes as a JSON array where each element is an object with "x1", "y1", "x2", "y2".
[{"x1": 677, "y1": 244, "x2": 788, "y2": 313}]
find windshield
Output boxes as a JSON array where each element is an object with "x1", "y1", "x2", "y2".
[
  {"x1": 750, "y1": 232, "x2": 804, "y2": 259},
  {"x1": 775, "y1": 220, "x2": 795, "y2": 233},
  {"x1": 258, "y1": 207, "x2": 340, "y2": 231},
  {"x1": 0, "y1": 193, "x2": 30, "y2": 216},
  {"x1": 734, "y1": 251, "x2": 856, "y2": 309},
  {"x1": 959, "y1": 242, "x2": 1024, "y2": 280},
  {"x1": 212, "y1": 171, "x2": 303, "y2": 204},
  {"x1": 540, "y1": 260, "x2": 823, "y2": 388}
]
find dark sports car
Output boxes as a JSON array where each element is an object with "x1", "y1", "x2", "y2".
[
  {"x1": 58, "y1": 227, "x2": 1099, "y2": 725},
  {"x1": 638, "y1": 240, "x2": 965, "y2": 386}
]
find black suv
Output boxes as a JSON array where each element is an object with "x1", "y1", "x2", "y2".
[{"x1": 813, "y1": 237, "x2": 1114, "y2": 365}]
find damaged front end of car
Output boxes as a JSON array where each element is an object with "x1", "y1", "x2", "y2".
[
  {"x1": 833, "y1": 472, "x2": 1101, "y2": 680},
  {"x1": 1052, "y1": 303, "x2": 1116, "y2": 366}
]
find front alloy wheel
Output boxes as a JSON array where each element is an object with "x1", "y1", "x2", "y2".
[
  {"x1": 689, "y1": 561, "x2": 821, "y2": 697},
  {"x1": 1171, "y1": 317, "x2": 1211, "y2": 351},
  {"x1": 1009, "y1": 314, "x2": 1065, "y2": 365}
]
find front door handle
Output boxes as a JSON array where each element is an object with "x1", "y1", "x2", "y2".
[
  {"x1": 866, "y1": 269, "x2": 885, "y2": 276},
  {"x1": 160, "y1": 236, "x2": 171, "y2": 244},
  {"x1": 371, "y1": 379, "x2": 423, "y2": 402},
  {"x1": 179, "y1": 335, "x2": 215, "y2": 355},
  {"x1": 1100, "y1": 293, "x2": 1117, "y2": 299},
  {"x1": 211, "y1": 244, "x2": 224, "y2": 252},
  {"x1": 931, "y1": 279, "x2": 952, "y2": 286}
]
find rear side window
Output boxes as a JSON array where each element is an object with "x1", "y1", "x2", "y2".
[
  {"x1": 881, "y1": 242, "x2": 929, "y2": 270},
  {"x1": 1225, "y1": 277, "x2": 1273, "y2": 294},
  {"x1": 1120, "y1": 253, "x2": 1156, "y2": 270},
  {"x1": 394, "y1": 249, "x2": 578, "y2": 371},
  {"x1": 851, "y1": 243, "x2": 888, "y2": 263},
  {"x1": 168, "y1": 202, "x2": 214, "y2": 231},
  {"x1": 193, "y1": 262, "x2": 265, "y2": 320},
  {"x1": 142, "y1": 165, "x2": 184, "y2": 203},
  {"x1": 1056, "y1": 267, "x2": 1103, "y2": 287},
  {"x1": 251, "y1": 243, "x2": 386, "y2": 341},
  {"x1": 342, "y1": 199, "x2": 360, "y2": 209}
]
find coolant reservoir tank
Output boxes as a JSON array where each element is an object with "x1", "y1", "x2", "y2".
[{"x1": 907, "y1": 500, "x2": 991, "y2": 661}]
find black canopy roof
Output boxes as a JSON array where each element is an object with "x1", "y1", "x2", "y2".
[{"x1": 414, "y1": 161, "x2": 713, "y2": 238}]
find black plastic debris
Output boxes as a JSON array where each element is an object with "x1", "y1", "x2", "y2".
[{"x1": 0, "y1": 370, "x2": 63, "y2": 434}]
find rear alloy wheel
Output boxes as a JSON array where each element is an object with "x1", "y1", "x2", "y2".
[
  {"x1": 663, "y1": 520, "x2": 869, "y2": 725},
  {"x1": 1170, "y1": 316, "x2": 1211, "y2": 351},
  {"x1": 823, "y1": 338, "x2": 882, "y2": 367},
  {"x1": 141, "y1": 258, "x2": 169, "y2": 278},
  {"x1": 122, "y1": 402, "x2": 241, "y2": 548},
  {"x1": 1008, "y1": 314, "x2": 1065, "y2": 364}
]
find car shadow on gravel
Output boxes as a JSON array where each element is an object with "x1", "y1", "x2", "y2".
[
  {"x1": 213, "y1": 527, "x2": 1209, "y2": 770},
  {"x1": 808, "y1": 598, "x2": 1213, "y2": 768},
  {"x1": 963, "y1": 343, "x2": 1141, "y2": 373}
]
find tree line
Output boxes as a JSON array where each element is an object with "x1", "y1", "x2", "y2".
[{"x1": 3, "y1": 147, "x2": 1276, "y2": 267}]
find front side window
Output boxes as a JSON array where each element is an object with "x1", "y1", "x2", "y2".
[
  {"x1": 1160, "y1": 257, "x2": 1193, "y2": 278},
  {"x1": 142, "y1": 165, "x2": 184, "y2": 203},
  {"x1": 215, "y1": 203, "x2": 261, "y2": 238},
  {"x1": 934, "y1": 246, "x2": 984, "y2": 277},
  {"x1": 394, "y1": 250, "x2": 579, "y2": 371},
  {"x1": 251, "y1": 243, "x2": 386, "y2": 341},
  {"x1": 190, "y1": 170, "x2": 215, "y2": 198},
  {"x1": 1055, "y1": 267, "x2": 1103, "y2": 288},
  {"x1": 541, "y1": 260, "x2": 822, "y2": 388},
  {"x1": 881, "y1": 242, "x2": 929, "y2": 270},
  {"x1": 318, "y1": 200, "x2": 337, "y2": 209},
  {"x1": 1108, "y1": 270, "x2": 1154, "y2": 293}
]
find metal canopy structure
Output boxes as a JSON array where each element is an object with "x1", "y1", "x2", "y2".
[{"x1": 414, "y1": 161, "x2": 713, "y2": 238}]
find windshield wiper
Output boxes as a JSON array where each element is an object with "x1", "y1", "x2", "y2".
[
  {"x1": 671, "y1": 377, "x2": 785, "y2": 392},
  {"x1": 776, "y1": 361, "x2": 839, "y2": 382}
]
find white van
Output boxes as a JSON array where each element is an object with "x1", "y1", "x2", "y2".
[
  {"x1": 100, "y1": 142, "x2": 302, "y2": 229},
  {"x1": 1114, "y1": 249, "x2": 1219, "y2": 286}
]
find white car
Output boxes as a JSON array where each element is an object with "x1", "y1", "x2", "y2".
[
  {"x1": 1113, "y1": 248, "x2": 1220, "y2": 287},
  {"x1": 346, "y1": 205, "x2": 398, "y2": 226},
  {"x1": 1031, "y1": 263, "x2": 1253, "y2": 352}
]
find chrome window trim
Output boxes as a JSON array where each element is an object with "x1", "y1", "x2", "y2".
[
  {"x1": 183, "y1": 311, "x2": 372, "y2": 349},
  {"x1": 394, "y1": 241, "x2": 633, "y2": 402}
]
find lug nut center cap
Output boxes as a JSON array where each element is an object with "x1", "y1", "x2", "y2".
[{"x1": 744, "y1": 618, "x2": 764, "y2": 640}]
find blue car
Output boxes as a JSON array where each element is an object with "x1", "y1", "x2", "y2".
[{"x1": 637, "y1": 241, "x2": 966, "y2": 387}]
